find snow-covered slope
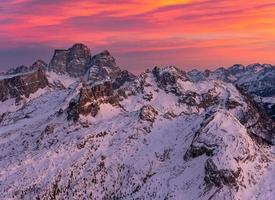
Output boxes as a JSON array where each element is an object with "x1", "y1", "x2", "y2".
[
  {"x1": 0, "y1": 45, "x2": 274, "y2": 199},
  {"x1": 187, "y1": 64, "x2": 275, "y2": 120},
  {"x1": 0, "y1": 64, "x2": 274, "y2": 200}
]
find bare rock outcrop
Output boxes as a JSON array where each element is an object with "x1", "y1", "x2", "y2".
[
  {"x1": 66, "y1": 50, "x2": 136, "y2": 121},
  {"x1": 31, "y1": 59, "x2": 47, "y2": 70},
  {"x1": 86, "y1": 50, "x2": 135, "y2": 86},
  {"x1": 0, "y1": 67, "x2": 48, "y2": 102},
  {"x1": 4, "y1": 59, "x2": 47, "y2": 75},
  {"x1": 204, "y1": 158, "x2": 241, "y2": 187},
  {"x1": 67, "y1": 81, "x2": 119, "y2": 121},
  {"x1": 184, "y1": 111, "x2": 258, "y2": 189},
  {"x1": 48, "y1": 43, "x2": 91, "y2": 77},
  {"x1": 139, "y1": 105, "x2": 158, "y2": 122},
  {"x1": 78, "y1": 81, "x2": 117, "y2": 115},
  {"x1": 5, "y1": 65, "x2": 30, "y2": 75},
  {"x1": 152, "y1": 66, "x2": 188, "y2": 88}
]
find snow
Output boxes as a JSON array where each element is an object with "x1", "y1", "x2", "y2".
[
  {"x1": 0, "y1": 98, "x2": 19, "y2": 116},
  {"x1": 83, "y1": 103, "x2": 122, "y2": 122},
  {"x1": 0, "y1": 70, "x2": 35, "y2": 80},
  {"x1": 0, "y1": 68, "x2": 274, "y2": 199},
  {"x1": 262, "y1": 97, "x2": 275, "y2": 104},
  {"x1": 46, "y1": 71, "x2": 76, "y2": 88},
  {"x1": 27, "y1": 87, "x2": 49, "y2": 100}
]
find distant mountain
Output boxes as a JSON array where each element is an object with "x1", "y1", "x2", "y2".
[
  {"x1": 0, "y1": 44, "x2": 274, "y2": 200},
  {"x1": 187, "y1": 63, "x2": 275, "y2": 120}
]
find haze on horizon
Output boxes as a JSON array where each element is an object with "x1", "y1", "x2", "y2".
[{"x1": 1, "y1": 0, "x2": 275, "y2": 73}]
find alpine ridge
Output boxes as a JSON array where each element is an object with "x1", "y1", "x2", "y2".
[{"x1": 0, "y1": 44, "x2": 274, "y2": 200}]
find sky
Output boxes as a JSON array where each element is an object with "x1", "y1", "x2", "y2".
[{"x1": 1, "y1": 0, "x2": 275, "y2": 73}]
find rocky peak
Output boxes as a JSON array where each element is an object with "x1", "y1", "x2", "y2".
[
  {"x1": 0, "y1": 67, "x2": 48, "y2": 102},
  {"x1": 48, "y1": 43, "x2": 91, "y2": 77},
  {"x1": 227, "y1": 64, "x2": 245, "y2": 74},
  {"x1": 246, "y1": 63, "x2": 262, "y2": 69},
  {"x1": 48, "y1": 49, "x2": 69, "y2": 74},
  {"x1": 1, "y1": 58, "x2": 275, "y2": 200},
  {"x1": 5, "y1": 65, "x2": 30, "y2": 75},
  {"x1": 31, "y1": 59, "x2": 47, "y2": 69},
  {"x1": 67, "y1": 81, "x2": 119, "y2": 121},
  {"x1": 70, "y1": 43, "x2": 90, "y2": 54},
  {"x1": 66, "y1": 49, "x2": 136, "y2": 121},
  {"x1": 152, "y1": 66, "x2": 189, "y2": 91},
  {"x1": 187, "y1": 64, "x2": 275, "y2": 120},
  {"x1": 90, "y1": 50, "x2": 116, "y2": 69},
  {"x1": 4, "y1": 59, "x2": 48, "y2": 76},
  {"x1": 97, "y1": 50, "x2": 111, "y2": 56},
  {"x1": 86, "y1": 50, "x2": 135, "y2": 86},
  {"x1": 85, "y1": 65, "x2": 110, "y2": 84},
  {"x1": 68, "y1": 43, "x2": 91, "y2": 62},
  {"x1": 139, "y1": 105, "x2": 158, "y2": 122},
  {"x1": 186, "y1": 69, "x2": 207, "y2": 82}
]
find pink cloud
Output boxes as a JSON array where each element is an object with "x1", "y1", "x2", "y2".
[{"x1": 1, "y1": 0, "x2": 275, "y2": 72}]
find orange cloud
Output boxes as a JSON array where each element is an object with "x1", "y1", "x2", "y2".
[{"x1": 1, "y1": 0, "x2": 275, "y2": 71}]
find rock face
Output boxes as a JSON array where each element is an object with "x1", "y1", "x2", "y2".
[
  {"x1": 153, "y1": 66, "x2": 188, "y2": 89},
  {"x1": 86, "y1": 50, "x2": 135, "y2": 86},
  {"x1": 112, "y1": 70, "x2": 136, "y2": 89},
  {"x1": 184, "y1": 111, "x2": 261, "y2": 191},
  {"x1": 1, "y1": 64, "x2": 274, "y2": 200},
  {"x1": 139, "y1": 105, "x2": 158, "y2": 122},
  {"x1": 187, "y1": 64, "x2": 275, "y2": 120},
  {"x1": 67, "y1": 81, "x2": 119, "y2": 121},
  {"x1": 204, "y1": 158, "x2": 241, "y2": 187},
  {"x1": 1, "y1": 45, "x2": 275, "y2": 200},
  {"x1": 0, "y1": 68, "x2": 48, "y2": 102},
  {"x1": 48, "y1": 43, "x2": 91, "y2": 77},
  {"x1": 212, "y1": 64, "x2": 275, "y2": 98},
  {"x1": 85, "y1": 64, "x2": 110, "y2": 84},
  {"x1": 5, "y1": 65, "x2": 30, "y2": 75},
  {"x1": 90, "y1": 50, "x2": 116, "y2": 69},
  {"x1": 237, "y1": 86, "x2": 275, "y2": 144},
  {"x1": 4, "y1": 59, "x2": 47, "y2": 75},
  {"x1": 31, "y1": 59, "x2": 47, "y2": 70},
  {"x1": 66, "y1": 50, "x2": 135, "y2": 121},
  {"x1": 79, "y1": 82, "x2": 117, "y2": 113}
]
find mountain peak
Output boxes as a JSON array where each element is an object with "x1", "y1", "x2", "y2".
[
  {"x1": 91, "y1": 50, "x2": 116, "y2": 69},
  {"x1": 48, "y1": 43, "x2": 91, "y2": 77},
  {"x1": 98, "y1": 50, "x2": 111, "y2": 56},
  {"x1": 70, "y1": 43, "x2": 89, "y2": 49},
  {"x1": 31, "y1": 59, "x2": 47, "y2": 70},
  {"x1": 69, "y1": 43, "x2": 91, "y2": 57},
  {"x1": 0, "y1": 49, "x2": 275, "y2": 199}
]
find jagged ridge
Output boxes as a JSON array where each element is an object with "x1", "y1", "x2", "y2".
[{"x1": 0, "y1": 44, "x2": 274, "y2": 200}]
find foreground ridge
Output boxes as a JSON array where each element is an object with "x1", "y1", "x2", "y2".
[{"x1": 0, "y1": 44, "x2": 274, "y2": 200}]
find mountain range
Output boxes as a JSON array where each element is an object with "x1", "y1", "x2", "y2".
[{"x1": 0, "y1": 43, "x2": 274, "y2": 200}]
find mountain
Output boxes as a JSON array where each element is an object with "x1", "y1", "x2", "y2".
[
  {"x1": 48, "y1": 43, "x2": 91, "y2": 77},
  {"x1": 0, "y1": 44, "x2": 274, "y2": 200},
  {"x1": 0, "y1": 67, "x2": 48, "y2": 103},
  {"x1": 187, "y1": 64, "x2": 275, "y2": 120},
  {"x1": 3, "y1": 59, "x2": 47, "y2": 76}
]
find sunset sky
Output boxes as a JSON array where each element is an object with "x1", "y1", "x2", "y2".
[{"x1": 1, "y1": 0, "x2": 275, "y2": 73}]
